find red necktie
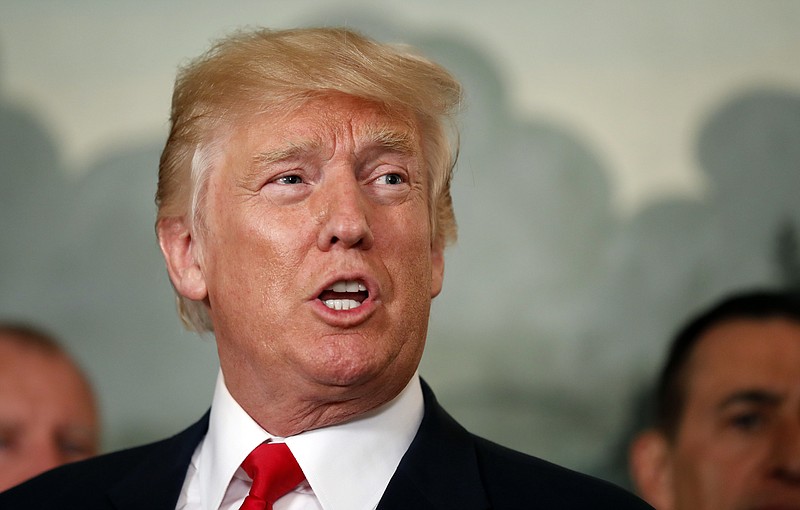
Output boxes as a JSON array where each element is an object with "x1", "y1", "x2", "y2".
[{"x1": 239, "y1": 442, "x2": 306, "y2": 510}]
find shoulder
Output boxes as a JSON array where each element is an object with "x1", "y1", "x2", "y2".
[
  {"x1": 0, "y1": 440, "x2": 169, "y2": 506},
  {"x1": 416, "y1": 380, "x2": 652, "y2": 509},
  {"x1": 471, "y1": 435, "x2": 652, "y2": 509}
]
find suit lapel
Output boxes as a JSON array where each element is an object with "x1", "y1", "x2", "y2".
[
  {"x1": 377, "y1": 381, "x2": 490, "y2": 510},
  {"x1": 107, "y1": 412, "x2": 210, "y2": 510},
  {"x1": 102, "y1": 384, "x2": 489, "y2": 510}
]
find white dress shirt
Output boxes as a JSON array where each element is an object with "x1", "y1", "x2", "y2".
[{"x1": 175, "y1": 371, "x2": 424, "y2": 510}]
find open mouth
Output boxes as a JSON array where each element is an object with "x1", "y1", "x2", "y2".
[{"x1": 318, "y1": 280, "x2": 369, "y2": 310}]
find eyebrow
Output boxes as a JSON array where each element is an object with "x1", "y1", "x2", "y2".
[
  {"x1": 360, "y1": 125, "x2": 418, "y2": 155},
  {"x1": 239, "y1": 141, "x2": 318, "y2": 188},
  {"x1": 253, "y1": 140, "x2": 317, "y2": 167},
  {"x1": 251, "y1": 126, "x2": 415, "y2": 164},
  {"x1": 717, "y1": 389, "x2": 784, "y2": 411}
]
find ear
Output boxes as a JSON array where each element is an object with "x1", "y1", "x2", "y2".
[
  {"x1": 430, "y1": 241, "x2": 445, "y2": 298},
  {"x1": 629, "y1": 429, "x2": 675, "y2": 510},
  {"x1": 157, "y1": 217, "x2": 208, "y2": 301}
]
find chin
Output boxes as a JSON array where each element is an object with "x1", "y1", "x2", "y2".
[
  {"x1": 308, "y1": 357, "x2": 389, "y2": 388},
  {"x1": 299, "y1": 333, "x2": 420, "y2": 394},
  {"x1": 306, "y1": 356, "x2": 411, "y2": 397}
]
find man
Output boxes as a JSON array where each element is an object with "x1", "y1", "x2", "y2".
[
  {"x1": 0, "y1": 323, "x2": 99, "y2": 491},
  {"x1": 629, "y1": 290, "x2": 800, "y2": 509},
  {"x1": 0, "y1": 27, "x2": 649, "y2": 508}
]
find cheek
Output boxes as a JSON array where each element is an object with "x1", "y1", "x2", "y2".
[
  {"x1": 387, "y1": 244, "x2": 435, "y2": 335},
  {"x1": 672, "y1": 437, "x2": 758, "y2": 507},
  {"x1": 209, "y1": 203, "x2": 309, "y2": 276},
  {"x1": 384, "y1": 202, "x2": 434, "y2": 253},
  {"x1": 382, "y1": 220, "x2": 434, "y2": 287}
]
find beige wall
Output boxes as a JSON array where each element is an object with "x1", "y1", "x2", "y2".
[{"x1": 2, "y1": 0, "x2": 800, "y2": 487}]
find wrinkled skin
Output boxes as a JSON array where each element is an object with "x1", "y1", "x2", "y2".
[{"x1": 159, "y1": 94, "x2": 444, "y2": 435}]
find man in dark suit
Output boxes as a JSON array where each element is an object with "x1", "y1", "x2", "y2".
[
  {"x1": 0, "y1": 27, "x2": 650, "y2": 509},
  {"x1": 629, "y1": 290, "x2": 800, "y2": 510}
]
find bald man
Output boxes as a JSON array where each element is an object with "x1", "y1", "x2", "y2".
[{"x1": 0, "y1": 324, "x2": 99, "y2": 491}]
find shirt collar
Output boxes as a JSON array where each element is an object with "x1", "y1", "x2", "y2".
[{"x1": 197, "y1": 370, "x2": 424, "y2": 510}]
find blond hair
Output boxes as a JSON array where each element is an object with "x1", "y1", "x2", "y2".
[{"x1": 156, "y1": 27, "x2": 462, "y2": 331}]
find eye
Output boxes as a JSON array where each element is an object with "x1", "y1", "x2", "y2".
[
  {"x1": 275, "y1": 175, "x2": 304, "y2": 185},
  {"x1": 57, "y1": 433, "x2": 96, "y2": 460},
  {"x1": 0, "y1": 428, "x2": 15, "y2": 448},
  {"x1": 260, "y1": 171, "x2": 313, "y2": 205},
  {"x1": 59, "y1": 441, "x2": 93, "y2": 459},
  {"x1": 728, "y1": 411, "x2": 766, "y2": 432},
  {"x1": 375, "y1": 173, "x2": 404, "y2": 185}
]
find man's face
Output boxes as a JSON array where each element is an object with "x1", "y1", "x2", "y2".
[
  {"x1": 663, "y1": 318, "x2": 800, "y2": 510},
  {"x1": 0, "y1": 338, "x2": 98, "y2": 491},
  {"x1": 175, "y1": 94, "x2": 444, "y2": 427}
]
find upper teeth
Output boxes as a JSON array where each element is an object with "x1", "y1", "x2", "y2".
[
  {"x1": 328, "y1": 281, "x2": 367, "y2": 292},
  {"x1": 322, "y1": 280, "x2": 367, "y2": 311}
]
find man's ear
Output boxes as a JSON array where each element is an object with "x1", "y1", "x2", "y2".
[
  {"x1": 157, "y1": 217, "x2": 208, "y2": 301},
  {"x1": 629, "y1": 429, "x2": 674, "y2": 510},
  {"x1": 430, "y1": 241, "x2": 445, "y2": 298}
]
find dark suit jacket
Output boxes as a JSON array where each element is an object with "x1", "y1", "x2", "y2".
[{"x1": 0, "y1": 382, "x2": 651, "y2": 509}]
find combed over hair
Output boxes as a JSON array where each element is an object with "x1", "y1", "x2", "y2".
[{"x1": 156, "y1": 27, "x2": 462, "y2": 332}]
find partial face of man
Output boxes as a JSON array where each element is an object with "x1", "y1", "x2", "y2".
[
  {"x1": 0, "y1": 338, "x2": 98, "y2": 491},
  {"x1": 169, "y1": 94, "x2": 444, "y2": 431},
  {"x1": 657, "y1": 318, "x2": 800, "y2": 510}
]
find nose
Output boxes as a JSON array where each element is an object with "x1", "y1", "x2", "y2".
[
  {"x1": 315, "y1": 171, "x2": 374, "y2": 251},
  {"x1": 771, "y1": 419, "x2": 800, "y2": 484}
]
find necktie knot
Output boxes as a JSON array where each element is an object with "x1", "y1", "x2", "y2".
[{"x1": 240, "y1": 442, "x2": 305, "y2": 510}]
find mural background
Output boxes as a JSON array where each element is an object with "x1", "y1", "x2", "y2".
[{"x1": 2, "y1": 1, "x2": 800, "y2": 488}]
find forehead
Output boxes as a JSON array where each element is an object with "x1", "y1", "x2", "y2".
[
  {"x1": 685, "y1": 318, "x2": 800, "y2": 395},
  {"x1": 0, "y1": 341, "x2": 87, "y2": 402},
  {"x1": 234, "y1": 94, "x2": 421, "y2": 154}
]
